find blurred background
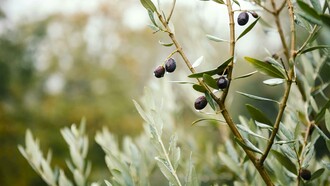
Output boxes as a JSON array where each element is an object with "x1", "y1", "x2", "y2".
[{"x1": 0, "y1": 0, "x2": 329, "y2": 185}]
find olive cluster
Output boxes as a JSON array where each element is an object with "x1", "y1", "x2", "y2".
[
  {"x1": 154, "y1": 58, "x2": 177, "y2": 78},
  {"x1": 194, "y1": 76, "x2": 228, "y2": 110},
  {"x1": 237, "y1": 11, "x2": 258, "y2": 26}
]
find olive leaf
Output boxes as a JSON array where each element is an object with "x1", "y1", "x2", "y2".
[
  {"x1": 237, "y1": 124, "x2": 268, "y2": 140},
  {"x1": 325, "y1": 110, "x2": 330, "y2": 132},
  {"x1": 148, "y1": 10, "x2": 158, "y2": 27},
  {"x1": 237, "y1": 91, "x2": 279, "y2": 103},
  {"x1": 315, "y1": 100, "x2": 330, "y2": 123},
  {"x1": 310, "y1": 0, "x2": 322, "y2": 13},
  {"x1": 188, "y1": 57, "x2": 232, "y2": 78},
  {"x1": 271, "y1": 150, "x2": 297, "y2": 175},
  {"x1": 192, "y1": 56, "x2": 204, "y2": 68},
  {"x1": 310, "y1": 168, "x2": 325, "y2": 181},
  {"x1": 158, "y1": 40, "x2": 173, "y2": 47},
  {"x1": 212, "y1": 0, "x2": 225, "y2": 4},
  {"x1": 191, "y1": 118, "x2": 225, "y2": 126},
  {"x1": 279, "y1": 122, "x2": 294, "y2": 140},
  {"x1": 297, "y1": 0, "x2": 322, "y2": 25},
  {"x1": 155, "y1": 157, "x2": 178, "y2": 185},
  {"x1": 205, "y1": 92, "x2": 216, "y2": 111},
  {"x1": 234, "y1": 137, "x2": 263, "y2": 154},
  {"x1": 299, "y1": 45, "x2": 330, "y2": 55},
  {"x1": 237, "y1": 17, "x2": 260, "y2": 41},
  {"x1": 314, "y1": 125, "x2": 330, "y2": 141},
  {"x1": 320, "y1": 14, "x2": 330, "y2": 27},
  {"x1": 246, "y1": 104, "x2": 273, "y2": 126},
  {"x1": 244, "y1": 57, "x2": 286, "y2": 79},
  {"x1": 140, "y1": 0, "x2": 157, "y2": 13},
  {"x1": 192, "y1": 84, "x2": 206, "y2": 93},
  {"x1": 233, "y1": 71, "x2": 257, "y2": 80},
  {"x1": 263, "y1": 78, "x2": 285, "y2": 86},
  {"x1": 206, "y1": 34, "x2": 229, "y2": 43},
  {"x1": 203, "y1": 74, "x2": 218, "y2": 89}
]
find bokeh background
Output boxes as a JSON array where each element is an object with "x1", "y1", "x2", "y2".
[{"x1": 0, "y1": 0, "x2": 329, "y2": 185}]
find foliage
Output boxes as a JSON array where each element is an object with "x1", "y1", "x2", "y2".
[{"x1": 18, "y1": 0, "x2": 330, "y2": 186}]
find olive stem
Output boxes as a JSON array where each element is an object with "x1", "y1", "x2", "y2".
[
  {"x1": 164, "y1": 49, "x2": 179, "y2": 62},
  {"x1": 252, "y1": 0, "x2": 274, "y2": 14},
  {"x1": 260, "y1": 0, "x2": 296, "y2": 164},
  {"x1": 167, "y1": 0, "x2": 176, "y2": 23},
  {"x1": 270, "y1": 0, "x2": 290, "y2": 62}
]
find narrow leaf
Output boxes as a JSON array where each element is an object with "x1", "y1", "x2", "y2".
[
  {"x1": 275, "y1": 140, "x2": 296, "y2": 145},
  {"x1": 310, "y1": 168, "x2": 325, "y2": 181},
  {"x1": 158, "y1": 40, "x2": 173, "y2": 47},
  {"x1": 310, "y1": 0, "x2": 322, "y2": 13},
  {"x1": 188, "y1": 57, "x2": 232, "y2": 78},
  {"x1": 299, "y1": 45, "x2": 330, "y2": 55},
  {"x1": 191, "y1": 118, "x2": 225, "y2": 126},
  {"x1": 192, "y1": 84, "x2": 206, "y2": 93},
  {"x1": 263, "y1": 78, "x2": 285, "y2": 86},
  {"x1": 212, "y1": 0, "x2": 225, "y2": 4},
  {"x1": 169, "y1": 81, "x2": 195, "y2": 84},
  {"x1": 325, "y1": 110, "x2": 330, "y2": 132},
  {"x1": 192, "y1": 56, "x2": 204, "y2": 68},
  {"x1": 140, "y1": 0, "x2": 157, "y2": 12},
  {"x1": 237, "y1": 17, "x2": 260, "y2": 41},
  {"x1": 246, "y1": 104, "x2": 273, "y2": 126},
  {"x1": 148, "y1": 10, "x2": 158, "y2": 27},
  {"x1": 297, "y1": 0, "x2": 321, "y2": 24},
  {"x1": 264, "y1": 57, "x2": 283, "y2": 68},
  {"x1": 279, "y1": 123, "x2": 294, "y2": 140},
  {"x1": 298, "y1": 12, "x2": 322, "y2": 25},
  {"x1": 237, "y1": 91, "x2": 279, "y2": 103},
  {"x1": 206, "y1": 34, "x2": 229, "y2": 42},
  {"x1": 314, "y1": 125, "x2": 330, "y2": 141},
  {"x1": 237, "y1": 124, "x2": 268, "y2": 140},
  {"x1": 271, "y1": 150, "x2": 297, "y2": 174},
  {"x1": 243, "y1": 138, "x2": 263, "y2": 154},
  {"x1": 280, "y1": 145, "x2": 297, "y2": 160},
  {"x1": 205, "y1": 92, "x2": 216, "y2": 111},
  {"x1": 232, "y1": 0, "x2": 240, "y2": 7},
  {"x1": 234, "y1": 137, "x2": 263, "y2": 154},
  {"x1": 244, "y1": 57, "x2": 286, "y2": 78},
  {"x1": 320, "y1": 14, "x2": 330, "y2": 27},
  {"x1": 203, "y1": 74, "x2": 218, "y2": 89},
  {"x1": 155, "y1": 157, "x2": 178, "y2": 185},
  {"x1": 255, "y1": 121, "x2": 274, "y2": 130},
  {"x1": 315, "y1": 99, "x2": 330, "y2": 123},
  {"x1": 233, "y1": 71, "x2": 258, "y2": 80}
]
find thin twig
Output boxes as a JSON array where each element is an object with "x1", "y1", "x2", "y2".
[
  {"x1": 260, "y1": 0, "x2": 296, "y2": 164},
  {"x1": 278, "y1": 0, "x2": 287, "y2": 12},
  {"x1": 252, "y1": 0, "x2": 274, "y2": 14},
  {"x1": 296, "y1": 25, "x2": 320, "y2": 56},
  {"x1": 270, "y1": 0, "x2": 290, "y2": 62},
  {"x1": 164, "y1": 49, "x2": 179, "y2": 62},
  {"x1": 166, "y1": 0, "x2": 176, "y2": 23}
]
